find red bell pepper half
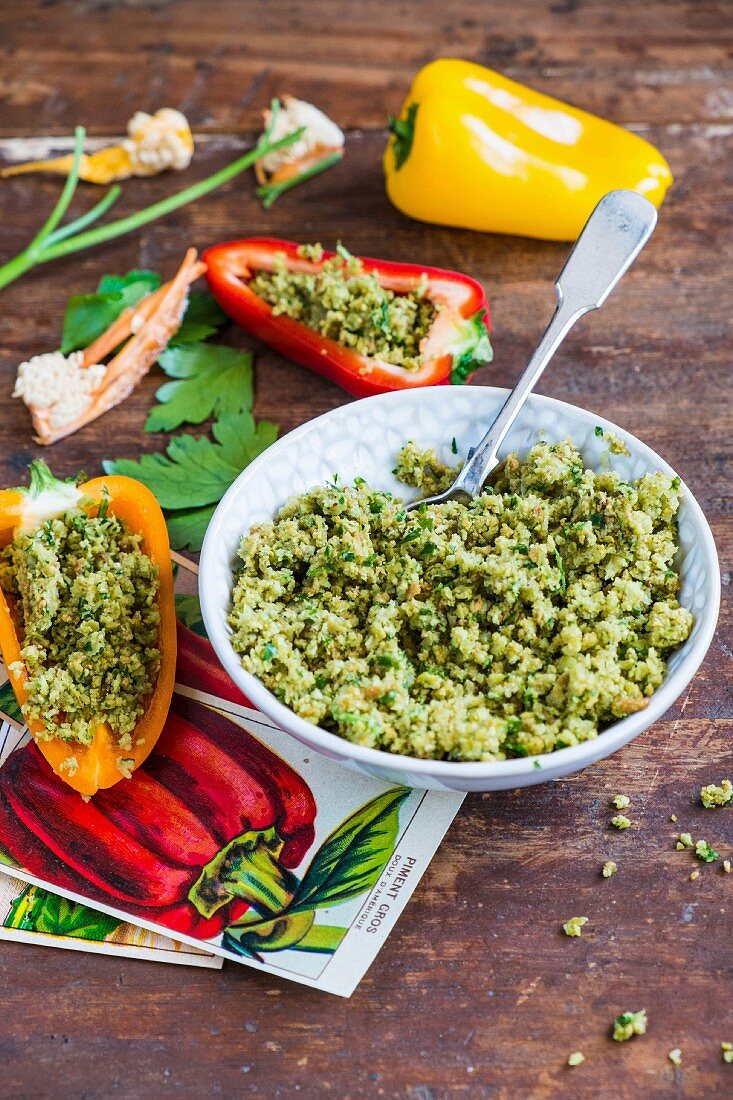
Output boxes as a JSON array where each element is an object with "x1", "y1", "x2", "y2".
[{"x1": 203, "y1": 237, "x2": 492, "y2": 397}]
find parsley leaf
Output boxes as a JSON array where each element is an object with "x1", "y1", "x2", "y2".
[
  {"x1": 96, "y1": 270, "x2": 160, "y2": 295},
  {"x1": 145, "y1": 343, "x2": 253, "y2": 432},
  {"x1": 174, "y1": 593, "x2": 207, "y2": 637},
  {"x1": 171, "y1": 292, "x2": 227, "y2": 345},
  {"x1": 61, "y1": 270, "x2": 161, "y2": 353},
  {"x1": 61, "y1": 271, "x2": 225, "y2": 355},
  {"x1": 166, "y1": 505, "x2": 218, "y2": 552},
  {"x1": 104, "y1": 410, "x2": 278, "y2": 550}
]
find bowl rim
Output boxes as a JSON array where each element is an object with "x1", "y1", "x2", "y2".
[{"x1": 200, "y1": 386, "x2": 721, "y2": 780}]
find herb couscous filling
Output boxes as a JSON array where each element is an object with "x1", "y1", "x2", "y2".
[
  {"x1": 249, "y1": 244, "x2": 437, "y2": 371},
  {"x1": 229, "y1": 438, "x2": 693, "y2": 762},
  {"x1": 0, "y1": 506, "x2": 160, "y2": 748}
]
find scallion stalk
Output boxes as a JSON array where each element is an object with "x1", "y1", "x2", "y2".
[{"x1": 0, "y1": 108, "x2": 303, "y2": 294}]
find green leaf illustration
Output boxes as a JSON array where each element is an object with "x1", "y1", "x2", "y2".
[
  {"x1": 224, "y1": 909, "x2": 347, "y2": 959},
  {"x1": 5, "y1": 885, "x2": 121, "y2": 940},
  {"x1": 0, "y1": 678, "x2": 23, "y2": 725},
  {"x1": 289, "y1": 787, "x2": 411, "y2": 914}
]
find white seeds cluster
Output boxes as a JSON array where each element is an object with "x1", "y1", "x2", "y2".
[
  {"x1": 125, "y1": 109, "x2": 193, "y2": 174},
  {"x1": 13, "y1": 351, "x2": 106, "y2": 429}
]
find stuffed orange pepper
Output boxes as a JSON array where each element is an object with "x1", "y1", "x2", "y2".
[{"x1": 0, "y1": 461, "x2": 175, "y2": 797}]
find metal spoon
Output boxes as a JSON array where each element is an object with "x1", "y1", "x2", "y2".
[{"x1": 406, "y1": 189, "x2": 658, "y2": 511}]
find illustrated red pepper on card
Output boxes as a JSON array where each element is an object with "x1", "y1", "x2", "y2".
[
  {"x1": 175, "y1": 618, "x2": 252, "y2": 708},
  {"x1": 0, "y1": 692, "x2": 410, "y2": 957},
  {"x1": 204, "y1": 237, "x2": 492, "y2": 397}
]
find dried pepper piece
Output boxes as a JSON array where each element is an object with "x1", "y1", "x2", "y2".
[
  {"x1": 254, "y1": 96, "x2": 344, "y2": 208},
  {"x1": 13, "y1": 248, "x2": 205, "y2": 445},
  {"x1": 1, "y1": 109, "x2": 193, "y2": 184}
]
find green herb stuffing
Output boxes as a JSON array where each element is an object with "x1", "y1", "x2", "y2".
[
  {"x1": 228, "y1": 438, "x2": 693, "y2": 762},
  {"x1": 0, "y1": 509, "x2": 160, "y2": 749},
  {"x1": 250, "y1": 243, "x2": 437, "y2": 371}
]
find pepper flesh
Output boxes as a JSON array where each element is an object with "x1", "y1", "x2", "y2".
[
  {"x1": 0, "y1": 693, "x2": 317, "y2": 937},
  {"x1": 204, "y1": 237, "x2": 492, "y2": 397},
  {"x1": 0, "y1": 466, "x2": 176, "y2": 796},
  {"x1": 384, "y1": 59, "x2": 673, "y2": 241}
]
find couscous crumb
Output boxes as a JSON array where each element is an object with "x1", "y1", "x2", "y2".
[
  {"x1": 695, "y1": 839, "x2": 720, "y2": 863},
  {"x1": 700, "y1": 780, "x2": 733, "y2": 809},
  {"x1": 562, "y1": 916, "x2": 588, "y2": 937},
  {"x1": 613, "y1": 1010, "x2": 647, "y2": 1042}
]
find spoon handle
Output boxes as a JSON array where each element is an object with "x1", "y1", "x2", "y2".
[{"x1": 451, "y1": 189, "x2": 658, "y2": 498}]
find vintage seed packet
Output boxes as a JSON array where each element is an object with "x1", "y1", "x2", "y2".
[
  {"x1": 0, "y1": 717, "x2": 221, "y2": 967},
  {"x1": 0, "y1": 586, "x2": 464, "y2": 996}
]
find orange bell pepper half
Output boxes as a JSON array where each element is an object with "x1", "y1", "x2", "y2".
[{"x1": 0, "y1": 463, "x2": 176, "y2": 797}]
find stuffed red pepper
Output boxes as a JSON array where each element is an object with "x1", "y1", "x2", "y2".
[{"x1": 204, "y1": 238, "x2": 492, "y2": 397}]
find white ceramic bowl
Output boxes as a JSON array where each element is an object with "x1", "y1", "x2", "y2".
[{"x1": 200, "y1": 388, "x2": 720, "y2": 791}]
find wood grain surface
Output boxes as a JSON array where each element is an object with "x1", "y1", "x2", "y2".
[{"x1": 1, "y1": 1, "x2": 732, "y2": 1097}]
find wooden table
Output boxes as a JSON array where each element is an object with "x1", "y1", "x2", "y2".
[{"x1": 1, "y1": 2, "x2": 731, "y2": 1096}]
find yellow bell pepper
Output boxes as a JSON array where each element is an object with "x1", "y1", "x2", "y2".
[{"x1": 384, "y1": 59, "x2": 673, "y2": 241}]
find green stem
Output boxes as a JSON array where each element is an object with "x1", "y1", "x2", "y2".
[
  {"x1": 38, "y1": 128, "x2": 304, "y2": 263},
  {"x1": 0, "y1": 249, "x2": 36, "y2": 292},
  {"x1": 257, "y1": 151, "x2": 343, "y2": 209},
  {"x1": 0, "y1": 125, "x2": 304, "y2": 293},
  {"x1": 223, "y1": 909, "x2": 347, "y2": 957},
  {"x1": 388, "y1": 103, "x2": 418, "y2": 171},
  {"x1": 188, "y1": 826, "x2": 299, "y2": 920},
  {"x1": 44, "y1": 184, "x2": 122, "y2": 245},
  {"x1": 292, "y1": 924, "x2": 347, "y2": 953},
  {"x1": 27, "y1": 126, "x2": 85, "y2": 252},
  {"x1": 5, "y1": 885, "x2": 43, "y2": 930}
]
